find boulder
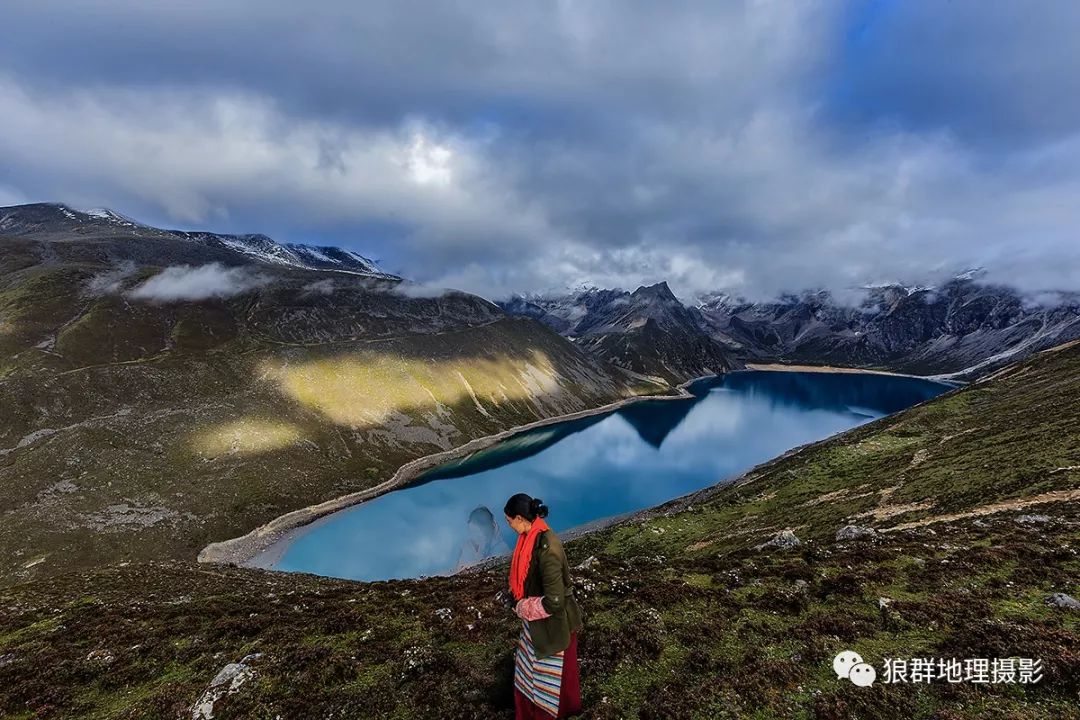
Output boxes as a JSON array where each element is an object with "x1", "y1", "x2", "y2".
[
  {"x1": 755, "y1": 529, "x2": 801, "y2": 551},
  {"x1": 836, "y1": 525, "x2": 878, "y2": 541},
  {"x1": 191, "y1": 653, "x2": 262, "y2": 720},
  {"x1": 1045, "y1": 593, "x2": 1080, "y2": 610}
]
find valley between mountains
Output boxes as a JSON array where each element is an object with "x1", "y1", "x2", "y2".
[{"x1": 0, "y1": 203, "x2": 1077, "y2": 719}]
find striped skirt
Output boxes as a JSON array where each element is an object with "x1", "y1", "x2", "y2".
[{"x1": 513, "y1": 621, "x2": 580, "y2": 719}]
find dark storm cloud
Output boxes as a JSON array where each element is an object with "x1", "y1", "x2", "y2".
[
  {"x1": 2, "y1": 1, "x2": 799, "y2": 128},
  {"x1": 827, "y1": 1, "x2": 1080, "y2": 147},
  {"x1": 1, "y1": 1, "x2": 1078, "y2": 300}
]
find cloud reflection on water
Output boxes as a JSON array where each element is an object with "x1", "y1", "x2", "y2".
[{"x1": 271, "y1": 371, "x2": 949, "y2": 581}]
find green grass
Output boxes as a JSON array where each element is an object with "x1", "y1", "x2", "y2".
[
  {"x1": 0, "y1": 306, "x2": 642, "y2": 582},
  {"x1": 2, "y1": 312, "x2": 1080, "y2": 716}
]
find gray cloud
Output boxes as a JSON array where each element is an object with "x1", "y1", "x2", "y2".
[
  {"x1": 129, "y1": 263, "x2": 267, "y2": 302},
  {"x1": 1, "y1": 1, "x2": 1078, "y2": 301},
  {"x1": 84, "y1": 261, "x2": 137, "y2": 296},
  {"x1": 301, "y1": 279, "x2": 336, "y2": 296},
  {"x1": 0, "y1": 184, "x2": 27, "y2": 207},
  {"x1": 388, "y1": 280, "x2": 461, "y2": 300}
]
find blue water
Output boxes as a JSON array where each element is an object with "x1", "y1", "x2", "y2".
[{"x1": 266, "y1": 371, "x2": 951, "y2": 581}]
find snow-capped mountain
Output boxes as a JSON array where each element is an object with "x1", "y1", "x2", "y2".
[
  {"x1": 500, "y1": 282, "x2": 742, "y2": 383},
  {"x1": 0, "y1": 203, "x2": 396, "y2": 279},
  {"x1": 509, "y1": 274, "x2": 1080, "y2": 381},
  {"x1": 695, "y1": 278, "x2": 1080, "y2": 379}
]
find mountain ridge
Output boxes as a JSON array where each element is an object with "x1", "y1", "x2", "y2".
[
  {"x1": 510, "y1": 276, "x2": 1080, "y2": 381},
  {"x1": 0, "y1": 207, "x2": 666, "y2": 582},
  {"x1": 0, "y1": 202, "x2": 396, "y2": 279},
  {"x1": 499, "y1": 282, "x2": 742, "y2": 384},
  {"x1": 696, "y1": 278, "x2": 1080, "y2": 379}
]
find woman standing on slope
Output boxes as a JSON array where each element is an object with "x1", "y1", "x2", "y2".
[{"x1": 504, "y1": 493, "x2": 583, "y2": 719}]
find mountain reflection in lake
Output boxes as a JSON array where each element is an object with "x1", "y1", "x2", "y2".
[{"x1": 263, "y1": 371, "x2": 951, "y2": 581}]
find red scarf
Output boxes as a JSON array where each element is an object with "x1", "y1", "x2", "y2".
[{"x1": 509, "y1": 517, "x2": 550, "y2": 600}]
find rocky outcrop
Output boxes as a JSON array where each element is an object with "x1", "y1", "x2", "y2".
[
  {"x1": 191, "y1": 654, "x2": 262, "y2": 720},
  {"x1": 836, "y1": 525, "x2": 879, "y2": 541},
  {"x1": 696, "y1": 279, "x2": 1080, "y2": 379},
  {"x1": 1045, "y1": 593, "x2": 1080, "y2": 610},
  {"x1": 500, "y1": 282, "x2": 742, "y2": 384},
  {"x1": 755, "y1": 529, "x2": 801, "y2": 551}
]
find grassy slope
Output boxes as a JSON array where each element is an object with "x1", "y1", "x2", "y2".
[
  {"x1": 0, "y1": 248, "x2": 654, "y2": 581},
  {"x1": 1, "y1": 343, "x2": 1078, "y2": 718}
]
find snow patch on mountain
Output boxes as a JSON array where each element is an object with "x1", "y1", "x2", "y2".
[
  {"x1": 84, "y1": 208, "x2": 142, "y2": 227},
  {"x1": 294, "y1": 246, "x2": 335, "y2": 263},
  {"x1": 0, "y1": 202, "x2": 398, "y2": 281}
]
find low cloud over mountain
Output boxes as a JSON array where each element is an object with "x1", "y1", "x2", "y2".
[
  {"x1": 1, "y1": 2, "x2": 1079, "y2": 300},
  {"x1": 129, "y1": 263, "x2": 268, "y2": 303}
]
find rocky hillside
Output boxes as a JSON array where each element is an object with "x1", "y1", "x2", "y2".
[
  {"x1": 697, "y1": 277, "x2": 1080, "y2": 379},
  {"x1": 0, "y1": 204, "x2": 655, "y2": 582},
  {"x1": 502, "y1": 276, "x2": 1080, "y2": 383},
  {"x1": 0, "y1": 203, "x2": 395, "y2": 278},
  {"x1": 1, "y1": 341, "x2": 1077, "y2": 718},
  {"x1": 500, "y1": 282, "x2": 742, "y2": 384}
]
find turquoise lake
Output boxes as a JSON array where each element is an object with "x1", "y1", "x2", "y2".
[{"x1": 262, "y1": 370, "x2": 952, "y2": 581}]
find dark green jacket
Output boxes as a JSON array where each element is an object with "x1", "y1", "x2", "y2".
[{"x1": 522, "y1": 529, "x2": 583, "y2": 658}]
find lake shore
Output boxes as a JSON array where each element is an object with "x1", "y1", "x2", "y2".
[
  {"x1": 198, "y1": 374, "x2": 716, "y2": 568},
  {"x1": 461, "y1": 369, "x2": 966, "y2": 577},
  {"x1": 744, "y1": 362, "x2": 964, "y2": 384}
]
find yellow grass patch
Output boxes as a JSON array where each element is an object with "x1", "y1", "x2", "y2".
[
  {"x1": 261, "y1": 350, "x2": 566, "y2": 428},
  {"x1": 193, "y1": 418, "x2": 305, "y2": 457}
]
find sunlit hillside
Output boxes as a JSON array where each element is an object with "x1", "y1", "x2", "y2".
[{"x1": 2, "y1": 339, "x2": 1077, "y2": 718}]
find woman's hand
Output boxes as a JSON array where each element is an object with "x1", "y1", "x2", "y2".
[{"x1": 514, "y1": 596, "x2": 551, "y2": 621}]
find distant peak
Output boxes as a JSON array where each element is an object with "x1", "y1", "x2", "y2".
[
  {"x1": 84, "y1": 207, "x2": 142, "y2": 225},
  {"x1": 0, "y1": 202, "x2": 144, "y2": 227},
  {"x1": 632, "y1": 281, "x2": 677, "y2": 301},
  {"x1": 953, "y1": 267, "x2": 987, "y2": 281},
  {"x1": 0, "y1": 200, "x2": 397, "y2": 280}
]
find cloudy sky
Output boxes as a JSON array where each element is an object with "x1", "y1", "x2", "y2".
[{"x1": 1, "y1": 1, "x2": 1078, "y2": 300}]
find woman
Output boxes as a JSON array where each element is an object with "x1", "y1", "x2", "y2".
[{"x1": 504, "y1": 493, "x2": 583, "y2": 719}]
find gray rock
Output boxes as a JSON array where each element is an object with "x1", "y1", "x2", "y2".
[
  {"x1": 575, "y1": 555, "x2": 599, "y2": 571},
  {"x1": 208, "y1": 663, "x2": 252, "y2": 690},
  {"x1": 836, "y1": 525, "x2": 879, "y2": 541},
  {"x1": 1045, "y1": 593, "x2": 1080, "y2": 610},
  {"x1": 755, "y1": 529, "x2": 801, "y2": 551},
  {"x1": 85, "y1": 649, "x2": 115, "y2": 665},
  {"x1": 877, "y1": 597, "x2": 893, "y2": 610},
  {"x1": 192, "y1": 654, "x2": 262, "y2": 720},
  {"x1": 1015, "y1": 514, "x2": 1051, "y2": 525}
]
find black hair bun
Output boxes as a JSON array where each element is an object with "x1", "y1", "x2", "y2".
[{"x1": 531, "y1": 498, "x2": 549, "y2": 519}]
